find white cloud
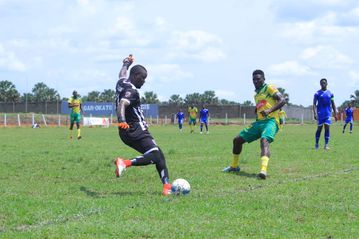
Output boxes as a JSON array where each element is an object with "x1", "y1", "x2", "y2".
[
  {"x1": 147, "y1": 64, "x2": 193, "y2": 83},
  {"x1": 300, "y1": 46, "x2": 353, "y2": 69},
  {"x1": 348, "y1": 70, "x2": 359, "y2": 87},
  {"x1": 0, "y1": 44, "x2": 26, "y2": 71},
  {"x1": 268, "y1": 61, "x2": 312, "y2": 76},
  {"x1": 167, "y1": 30, "x2": 226, "y2": 62}
]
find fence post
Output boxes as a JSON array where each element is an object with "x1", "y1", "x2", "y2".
[
  {"x1": 32, "y1": 113, "x2": 35, "y2": 125},
  {"x1": 58, "y1": 114, "x2": 61, "y2": 127},
  {"x1": 4, "y1": 114, "x2": 6, "y2": 127},
  {"x1": 243, "y1": 113, "x2": 246, "y2": 125},
  {"x1": 157, "y1": 115, "x2": 159, "y2": 125},
  {"x1": 110, "y1": 114, "x2": 113, "y2": 125},
  {"x1": 225, "y1": 113, "x2": 228, "y2": 125},
  {"x1": 42, "y1": 114, "x2": 48, "y2": 127},
  {"x1": 17, "y1": 114, "x2": 21, "y2": 127},
  {"x1": 301, "y1": 114, "x2": 304, "y2": 125},
  {"x1": 165, "y1": 115, "x2": 167, "y2": 125}
]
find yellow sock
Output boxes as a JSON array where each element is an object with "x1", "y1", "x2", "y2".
[
  {"x1": 260, "y1": 156, "x2": 269, "y2": 172},
  {"x1": 77, "y1": 129, "x2": 81, "y2": 138},
  {"x1": 231, "y1": 154, "x2": 239, "y2": 168}
]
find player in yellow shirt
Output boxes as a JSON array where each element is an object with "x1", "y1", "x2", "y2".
[
  {"x1": 188, "y1": 104, "x2": 198, "y2": 133},
  {"x1": 68, "y1": 90, "x2": 82, "y2": 139},
  {"x1": 223, "y1": 70, "x2": 286, "y2": 179}
]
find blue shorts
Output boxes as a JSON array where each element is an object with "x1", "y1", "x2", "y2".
[
  {"x1": 345, "y1": 118, "x2": 353, "y2": 124},
  {"x1": 317, "y1": 117, "x2": 331, "y2": 126},
  {"x1": 200, "y1": 119, "x2": 207, "y2": 124}
]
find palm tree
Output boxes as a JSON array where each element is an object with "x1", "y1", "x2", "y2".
[{"x1": 350, "y1": 90, "x2": 359, "y2": 107}]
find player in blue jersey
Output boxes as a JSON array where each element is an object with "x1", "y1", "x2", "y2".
[
  {"x1": 313, "y1": 78, "x2": 337, "y2": 150},
  {"x1": 199, "y1": 105, "x2": 209, "y2": 134},
  {"x1": 176, "y1": 109, "x2": 185, "y2": 132},
  {"x1": 342, "y1": 103, "x2": 354, "y2": 134}
]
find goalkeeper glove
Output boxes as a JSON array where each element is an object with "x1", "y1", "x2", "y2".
[{"x1": 118, "y1": 122, "x2": 130, "y2": 129}]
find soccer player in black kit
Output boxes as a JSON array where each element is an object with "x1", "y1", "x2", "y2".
[{"x1": 114, "y1": 55, "x2": 172, "y2": 196}]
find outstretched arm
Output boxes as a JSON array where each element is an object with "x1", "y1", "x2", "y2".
[
  {"x1": 119, "y1": 55, "x2": 134, "y2": 79},
  {"x1": 261, "y1": 92, "x2": 286, "y2": 117}
]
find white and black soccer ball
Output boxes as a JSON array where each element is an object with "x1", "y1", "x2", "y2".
[{"x1": 171, "y1": 178, "x2": 190, "y2": 195}]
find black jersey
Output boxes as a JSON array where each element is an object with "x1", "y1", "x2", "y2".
[{"x1": 115, "y1": 78, "x2": 148, "y2": 130}]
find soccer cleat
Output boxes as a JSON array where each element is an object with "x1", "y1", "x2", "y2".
[
  {"x1": 222, "y1": 166, "x2": 240, "y2": 173},
  {"x1": 77, "y1": 136, "x2": 82, "y2": 140},
  {"x1": 324, "y1": 145, "x2": 330, "y2": 150},
  {"x1": 200, "y1": 131, "x2": 203, "y2": 134},
  {"x1": 257, "y1": 170, "x2": 267, "y2": 179},
  {"x1": 315, "y1": 144, "x2": 319, "y2": 150},
  {"x1": 114, "y1": 158, "x2": 126, "y2": 177},
  {"x1": 162, "y1": 183, "x2": 172, "y2": 196}
]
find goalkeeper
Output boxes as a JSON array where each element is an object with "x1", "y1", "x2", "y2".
[{"x1": 68, "y1": 90, "x2": 82, "y2": 140}]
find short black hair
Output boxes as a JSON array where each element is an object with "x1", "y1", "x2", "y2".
[
  {"x1": 320, "y1": 78, "x2": 327, "y2": 83},
  {"x1": 130, "y1": 65, "x2": 147, "y2": 75},
  {"x1": 252, "y1": 69, "x2": 265, "y2": 78}
]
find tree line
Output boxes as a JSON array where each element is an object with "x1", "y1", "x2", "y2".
[{"x1": 1, "y1": 80, "x2": 358, "y2": 108}]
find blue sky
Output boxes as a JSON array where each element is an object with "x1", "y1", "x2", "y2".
[{"x1": 0, "y1": 0, "x2": 358, "y2": 106}]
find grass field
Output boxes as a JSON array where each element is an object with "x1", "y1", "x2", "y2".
[{"x1": 0, "y1": 124, "x2": 358, "y2": 238}]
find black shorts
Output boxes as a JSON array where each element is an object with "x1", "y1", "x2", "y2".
[{"x1": 119, "y1": 122, "x2": 158, "y2": 154}]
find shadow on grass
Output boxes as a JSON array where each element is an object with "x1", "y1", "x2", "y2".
[
  {"x1": 80, "y1": 186, "x2": 158, "y2": 198},
  {"x1": 233, "y1": 171, "x2": 258, "y2": 178}
]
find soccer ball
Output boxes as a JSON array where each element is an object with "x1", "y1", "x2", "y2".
[{"x1": 171, "y1": 178, "x2": 190, "y2": 195}]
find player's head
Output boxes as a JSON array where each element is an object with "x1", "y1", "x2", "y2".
[
  {"x1": 320, "y1": 78, "x2": 327, "y2": 90},
  {"x1": 129, "y1": 65, "x2": 147, "y2": 89},
  {"x1": 202, "y1": 104, "x2": 206, "y2": 109},
  {"x1": 191, "y1": 104, "x2": 195, "y2": 108},
  {"x1": 73, "y1": 90, "x2": 78, "y2": 99},
  {"x1": 348, "y1": 102, "x2": 352, "y2": 107},
  {"x1": 252, "y1": 69, "x2": 265, "y2": 89}
]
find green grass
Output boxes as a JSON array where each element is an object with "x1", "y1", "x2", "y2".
[{"x1": 0, "y1": 124, "x2": 358, "y2": 238}]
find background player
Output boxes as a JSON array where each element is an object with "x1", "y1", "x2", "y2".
[
  {"x1": 223, "y1": 70, "x2": 286, "y2": 179},
  {"x1": 342, "y1": 103, "x2": 354, "y2": 134},
  {"x1": 199, "y1": 105, "x2": 209, "y2": 134},
  {"x1": 188, "y1": 104, "x2": 198, "y2": 133},
  {"x1": 313, "y1": 78, "x2": 337, "y2": 150},
  {"x1": 176, "y1": 109, "x2": 185, "y2": 132},
  {"x1": 68, "y1": 90, "x2": 82, "y2": 140},
  {"x1": 114, "y1": 55, "x2": 172, "y2": 196}
]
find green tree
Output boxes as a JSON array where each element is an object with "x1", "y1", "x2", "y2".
[
  {"x1": 100, "y1": 89, "x2": 115, "y2": 102},
  {"x1": 278, "y1": 87, "x2": 289, "y2": 105},
  {"x1": 242, "y1": 100, "x2": 254, "y2": 106},
  {"x1": 184, "y1": 93, "x2": 201, "y2": 105},
  {"x1": 21, "y1": 93, "x2": 35, "y2": 103},
  {"x1": 168, "y1": 94, "x2": 184, "y2": 105},
  {"x1": 84, "y1": 91, "x2": 101, "y2": 102},
  {"x1": 350, "y1": 90, "x2": 359, "y2": 107},
  {"x1": 32, "y1": 82, "x2": 59, "y2": 103},
  {"x1": 0, "y1": 80, "x2": 20, "y2": 103},
  {"x1": 201, "y1": 90, "x2": 218, "y2": 104},
  {"x1": 141, "y1": 91, "x2": 160, "y2": 104}
]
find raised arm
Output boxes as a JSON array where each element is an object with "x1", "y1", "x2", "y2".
[{"x1": 118, "y1": 54, "x2": 134, "y2": 79}]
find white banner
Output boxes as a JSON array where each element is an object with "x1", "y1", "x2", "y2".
[{"x1": 83, "y1": 117, "x2": 110, "y2": 127}]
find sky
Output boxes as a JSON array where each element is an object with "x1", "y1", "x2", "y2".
[{"x1": 0, "y1": 0, "x2": 359, "y2": 107}]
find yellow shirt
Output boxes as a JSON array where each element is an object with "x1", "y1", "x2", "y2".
[
  {"x1": 254, "y1": 84, "x2": 280, "y2": 124},
  {"x1": 68, "y1": 97, "x2": 81, "y2": 114},
  {"x1": 188, "y1": 107, "x2": 198, "y2": 119}
]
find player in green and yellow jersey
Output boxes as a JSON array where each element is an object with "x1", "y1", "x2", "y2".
[
  {"x1": 223, "y1": 70, "x2": 286, "y2": 179},
  {"x1": 188, "y1": 104, "x2": 198, "y2": 133},
  {"x1": 68, "y1": 90, "x2": 83, "y2": 140}
]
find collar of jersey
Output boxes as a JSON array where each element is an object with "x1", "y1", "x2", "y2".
[{"x1": 255, "y1": 83, "x2": 267, "y2": 94}]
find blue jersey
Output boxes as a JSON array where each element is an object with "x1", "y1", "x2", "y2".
[
  {"x1": 314, "y1": 90, "x2": 334, "y2": 120},
  {"x1": 345, "y1": 107, "x2": 353, "y2": 121},
  {"x1": 200, "y1": 108, "x2": 209, "y2": 121},
  {"x1": 176, "y1": 112, "x2": 184, "y2": 122}
]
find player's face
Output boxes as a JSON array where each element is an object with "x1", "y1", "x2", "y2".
[
  {"x1": 320, "y1": 80, "x2": 327, "y2": 90},
  {"x1": 253, "y1": 74, "x2": 264, "y2": 89},
  {"x1": 133, "y1": 71, "x2": 147, "y2": 89}
]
